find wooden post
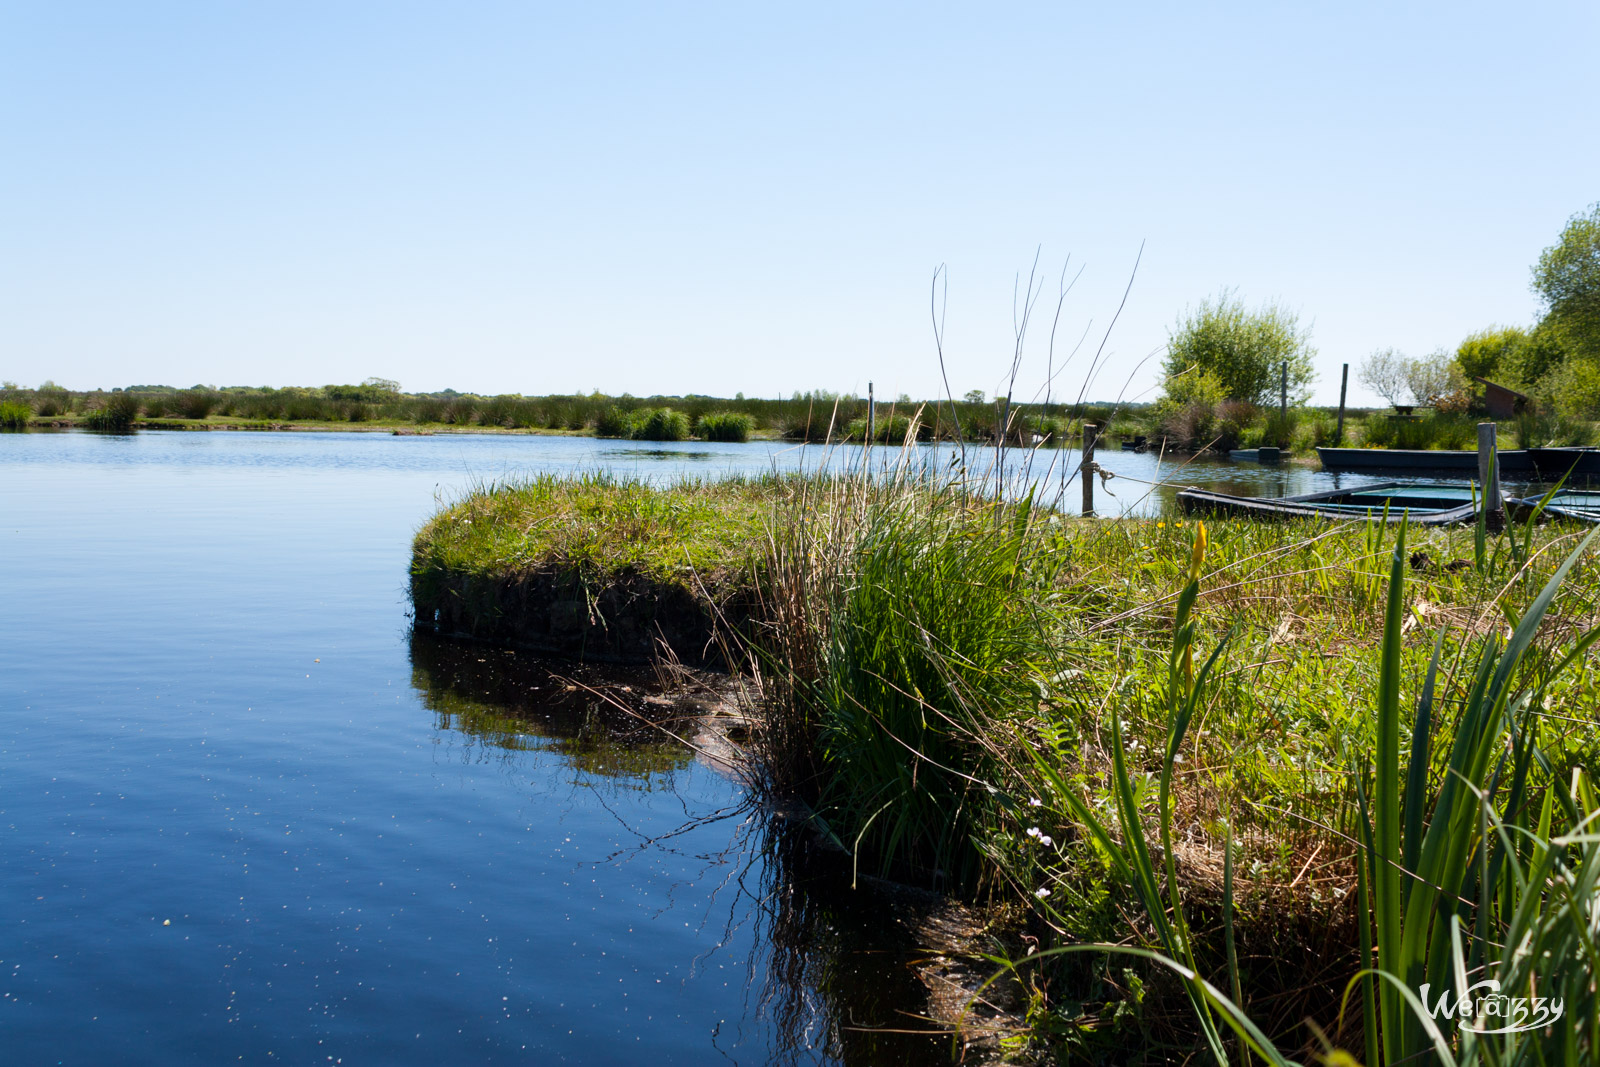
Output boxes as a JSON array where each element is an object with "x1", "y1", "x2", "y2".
[
  {"x1": 1081, "y1": 423, "x2": 1097, "y2": 516},
  {"x1": 1336, "y1": 363, "x2": 1349, "y2": 444},
  {"x1": 1478, "y1": 422, "x2": 1503, "y2": 533},
  {"x1": 867, "y1": 381, "x2": 875, "y2": 444}
]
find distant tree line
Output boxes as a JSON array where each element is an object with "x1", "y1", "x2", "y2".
[{"x1": 0, "y1": 377, "x2": 1137, "y2": 446}]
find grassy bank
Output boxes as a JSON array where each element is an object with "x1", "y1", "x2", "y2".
[{"x1": 411, "y1": 472, "x2": 1600, "y2": 1061}]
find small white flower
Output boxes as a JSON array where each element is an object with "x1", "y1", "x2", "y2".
[
  {"x1": 1025, "y1": 826, "x2": 1041, "y2": 838},
  {"x1": 1037, "y1": 835, "x2": 1054, "y2": 847},
  {"x1": 1028, "y1": 797, "x2": 1043, "y2": 808},
  {"x1": 1034, "y1": 887, "x2": 1051, "y2": 899},
  {"x1": 1173, "y1": 753, "x2": 1186, "y2": 764}
]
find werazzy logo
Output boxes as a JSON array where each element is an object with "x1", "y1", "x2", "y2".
[{"x1": 1418, "y1": 980, "x2": 1564, "y2": 1034}]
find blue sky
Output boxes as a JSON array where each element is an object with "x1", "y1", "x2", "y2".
[{"x1": 2, "y1": 2, "x2": 1595, "y2": 405}]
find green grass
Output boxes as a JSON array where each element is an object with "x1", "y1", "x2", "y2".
[
  {"x1": 1039, "y1": 519, "x2": 1600, "y2": 1065},
  {"x1": 411, "y1": 473, "x2": 779, "y2": 596}
]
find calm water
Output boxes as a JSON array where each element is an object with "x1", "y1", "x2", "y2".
[{"x1": 0, "y1": 429, "x2": 1387, "y2": 1065}]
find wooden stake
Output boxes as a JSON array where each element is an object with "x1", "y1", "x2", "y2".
[
  {"x1": 1478, "y1": 422, "x2": 1503, "y2": 533},
  {"x1": 1081, "y1": 423, "x2": 1097, "y2": 517},
  {"x1": 1336, "y1": 363, "x2": 1349, "y2": 445}
]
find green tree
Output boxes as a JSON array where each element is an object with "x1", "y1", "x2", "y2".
[
  {"x1": 1500, "y1": 319, "x2": 1570, "y2": 386},
  {"x1": 1162, "y1": 290, "x2": 1315, "y2": 405},
  {"x1": 1533, "y1": 202, "x2": 1600, "y2": 362},
  {"x1": 1455, "y1": 325, "x2": 1527, "y2": 381}
]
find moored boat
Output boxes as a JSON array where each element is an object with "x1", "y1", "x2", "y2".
[
  {"x1": 1510, "y1": 488, "x2": 1600, "y2": 524},
  {"x1": 1177, "y1": 482, "x2": 1487, "y2": 525},
  {"x1": 1317, "y1": 446, "x2": 1600, "y2": 480}
]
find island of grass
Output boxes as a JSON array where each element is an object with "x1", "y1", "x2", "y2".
[
  {"x1": 411, "y1": 472, "x2": 1600, "y2": 1060},
  {"x1": 411, "y1": 474, "x2": 783, "y2": 664}
]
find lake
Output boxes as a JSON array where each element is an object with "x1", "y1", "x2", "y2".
[{"x1": 0, "y1": 429, "x2": 1385, "y2": 1065}]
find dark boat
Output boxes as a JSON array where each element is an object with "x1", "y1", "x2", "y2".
[
  {"x1": 1528, "y1": 448, "x2": 1600, "y2": 480},
  {"x1": 1317, "y1": 446, "x2": 1600, "y2": 480},
  {"x1": 1177, "y1": 482, "x2": 1487, "y2": 525}
]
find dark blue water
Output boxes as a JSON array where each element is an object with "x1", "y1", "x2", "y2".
[
  {"x1": 0, "y1": 429, "x2": 1404, "y2": 1065},
  {"x1": 0, "y1": 430, "x2": 968, "y2": 1066}
]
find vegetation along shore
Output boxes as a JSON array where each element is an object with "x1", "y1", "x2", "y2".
[{"x1": 411, "y1": 465, "x2": 1600, "y2": 1063}]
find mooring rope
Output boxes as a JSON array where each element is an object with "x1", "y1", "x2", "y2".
[{"x1": 1078, "y1": 460, "x2": 1199, "y2": 496}]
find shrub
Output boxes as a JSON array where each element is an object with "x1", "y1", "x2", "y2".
[
  {"x1": 81, "y1": 393, "x2": 140, "y2": 432},
  {"x1": 174, "y1": 388, "x2": 216, "y2": 420},
  {"x1": 632, "y1": 407, "x2": 690, "y2": 442},
  {"x1": 1162, "y1": 291, "x2": 1316, "y2": 404},
  {"x1": 697, "y1": 411, "x2": 753, "y2": 442},
  {"x1": 1456, "y1": 325, "x2": 1527, "y2": 380},
  {"x1": 0, "y1": 400, "x2": 31, "y2": 429},
  {"x1": 34, "y1": 389, "x2": 69, "y2": 417},
  {"x1": 595, "y1": 407, "x2": 635, "y2": 438}
]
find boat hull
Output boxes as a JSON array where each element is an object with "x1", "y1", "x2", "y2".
[
  {"x1": 1177, "y1": 481, "x2": 1486, "y2": 525},
  {"x1": 1317, "y1": 446, "x2": 1600, "y2": 480}
]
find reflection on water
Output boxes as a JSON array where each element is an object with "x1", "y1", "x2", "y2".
[
  {"x1": 608, "y1": 448, "x2": 726, "y2": 461},
  {"x1": 412, "y1": 632, "x2": 969, "y2": 1065},
  {"x1": 410, "y1": 633, "x2": 694, "y2": 781},
  {"x1": 742, "y1": 821, "x2": 988, "y2": 1066}
]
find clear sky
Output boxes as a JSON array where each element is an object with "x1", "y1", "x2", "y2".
[{"x1": 2, "y1": 2, "x2": 1596, "y2": 405}]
